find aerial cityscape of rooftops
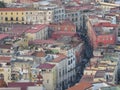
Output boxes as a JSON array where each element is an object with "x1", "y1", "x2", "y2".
[{"x1": 0, "y1": 0, "x2": 120, "y2": 90}]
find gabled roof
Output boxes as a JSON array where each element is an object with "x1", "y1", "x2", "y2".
[
  {"x1": 94, "y1": 22, "x2": 118, "y2": 27},
  {"x1": 0, "y1": 56, "x2": 11, "y2": 62},
  {"x1": 32, "y1": 51, "x2": 46, "y2": 57},
  {"x1": 80, "y1": 75, "x2": 94, "y2": 83},
  {"x1": 8, "y1": 82, "x2": 35, "y2": 90},
  {"x1": 37, "y1": 63, "x2": 55, "y2": 69},
  {"x1": 52, "y1": 54, "x2": 67, "y2": 63},
  {"x1": 67, "y1": 82, "x2": 92, "y2": 90},
  {"x1": 0, "y1": 44, "x2": 12, "y2": 49},
  {"x1": 94, "y1": 70, "x2": 105, "y2": 78},
  {"x1": 26, "y1": 24, "x2": 47, "y2": 33},
  {"x1": 29, "y1": 39, "x2": 55, "y2": 45},
  {"x1": 0, "y1": 8, "x2": 26, "y2": 11},
  {"x1": 0, "y1": 34, "x2": 9, "y2": 40}
]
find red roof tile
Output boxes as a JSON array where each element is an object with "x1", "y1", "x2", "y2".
[
  {"x1": 0, "y1": 8, "x2": 26, "y2": 11},
  {"x1": 8, "y1": 82, "x2": 35, "y2": 90},
  {"x1": 26, "y1": 24, "x2": 47, "y2": 33},
  {"x1": 32, "y1": 51, "x2": 46, "y2": 57},
  {"x1": 67, "y1": 82, "x2": 92, "y2": 90},
  {"x1": 65, "y1": 5, "x2": 94, "y2": 11},
  {"x1": 94, "y1": 70, "x2": 105, "y2": 78},
  {"x1": 0, "y1": 34, "x2": 9, "y2": 40},
  {"x1": 51, "y1": 31, "x2": 76, "y2": 39},
  {"x1": 94, "y1": 22, "x2": 118, "y2": 27},
  {"x1": 9, "y1": 25, "x2": 31, "y2": 37},
  {"x1": 52, "y1": 54, "x2": 67, "y2": 63},
  {"x1": 80, "y1": 75, "x2": 94, "y2": 83},
  {"x1": 29, "y1": 39, "x2": 55, "y2": 45},
  {"x1": 0, "y1": 56, "x2": 11, "y2": 62},
  {"x1": 0, "y1": 44, "x2": 12, "y2": 49},
  {"x1": 37, "y1": 63, "x2": 55, "y2": 69}
]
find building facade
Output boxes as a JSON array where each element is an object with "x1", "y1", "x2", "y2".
[{"x1": 0, "y1": 8, "x2": 26, "y2": 24}]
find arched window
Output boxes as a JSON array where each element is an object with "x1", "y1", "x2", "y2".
[
  {"x1": 5, "y1": 17, "x2": 8, "y2": 21},
  {"x1": 16, "y1": 17, "x2": 18, "y2": 21},
  {"x1": 11, "y1": 17, "x2": 13, "y2": 21},
  {"x1": 0, "y1": 74, "x2": 4, "y2": 79},
  {"x1": 98, "y1": 42, "x2": 103, "y2": 46}
]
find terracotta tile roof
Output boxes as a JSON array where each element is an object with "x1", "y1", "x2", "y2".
[
  {"x1": 80, "y1": 75, "x2": 94, "y2": 83},
  {"x1": 49, "y1": 19, "x2": 76, "y2": 32},
  {"x1": 32, "y1": 51, "x2": 46, "y2": 57},
  {"x1": 9, "y1": 24, "x2": 31, "y2": 37},
  {"x1": 0, "y1": 8, "x2": 26, "y2": 11},
  {"x1": 94, "y1": 70, "x2": 105, "y2": 78},
  {"x1": 51, "y1": 31, "x2": 76, "y2": 39},
  {"x1": 65, "y1": 5, "x2": 94, "y2": 11},
  {"x1": 0, "y1": 44, "x2": 12, "y2": 49},
  {"x1": 94, "y1": 22, "x2": 118, "y2": 27},
  {"x1": 37, "y1": 63, "x2": 55, "y2": 69},
  {"x1": 52, "y1": 54, "x2": 67, "y2": 63},
  {"x1": 67, "y1": 82, "x2": 92, "y2": 90},
  {"x1": 29, "y1": 39, "x2": 55, "y2": 45},
  {"x1": 26, "y1": 24, "x2": 47, "y2": 33},
  {"x1": 8, "y1": 82, "x2": 35, "y2": 90},
  {"x1": 0, "y1": 56, "x2": 11, "y2": 62},
  {"x1": 0, "y1": 34, "x2": 9, "y2": 40}
]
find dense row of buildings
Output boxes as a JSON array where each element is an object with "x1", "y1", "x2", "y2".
[{"x1": 0, "y1": 0, "x2": 120, "y2": 90}]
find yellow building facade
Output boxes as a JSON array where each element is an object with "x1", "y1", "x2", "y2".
[
  {"x1": 99, "y1": 2, "x2": 120, "y2": 11},
  {"x1": 0, "y1": 8, "x2": 26, "y2": 24},
  {"x1": 0, "y1": 65, "x2": 11, "y2": 83},
  {"x1": 0, "y1": 8, "x2": 54, "y2": 24}
]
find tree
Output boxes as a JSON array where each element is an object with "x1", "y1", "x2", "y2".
[{"x1": 0, "y1": 1, "x2": 6, "y2": 8}]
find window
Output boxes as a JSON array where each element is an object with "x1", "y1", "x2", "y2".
[
  {"x1": 72, "y1": 14, "x2": 74, "y2": 17},
  {"x1": 59, "y1": 71, "x2": 61, "y2": 77},
  {"x1": 71, "y1": 59, "x2": 72, "y2": 63},
  {"x1": 22, "y1": 12, "x2": 24, "y2": 15},
  {"x1": 75, "y1": 13, "x2": 78, "y2": 16},
  {"x1": 1, "y1": 13, "x2": 3, "y2": 15},
  {"x1": 75, "y1": 18, "x2": 77, "y2": 21},
  {"x1": 68, "y1": 61, "x2": 70, "y2": 65},
  {"x1": 11, "y1": 17, "x2": 13, "y2": 21},
  {"x1": 72, "y1": 18, "x2": 74, "y2": 22},
  {"x1": 5, "y1": 17, "x2": 8, "y2": 21},
  {"x1": 11, "y1": 12, "x2": 13, "y2": 15},
  {"x1": 63, "y1": 69, "x2": 64, "y2": 76},
  {"x1": 5, "y1": 12, "x2": 7, "y2": 15},
  {"x1": 22, "y1": 17, "x2": 24, "y2": 21},
  {"x1": 16, "y1": 12, "x2": 18, "y2": 15},
  {"x1": 42, "y1": 69, "x2": 46, "y2": 72},
  {"x1": 16, "y1": 17, "x2": 18, "y2": 21},
  {"x1": 47, "y1": 80, "x2": 49, "y2": 83}
]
